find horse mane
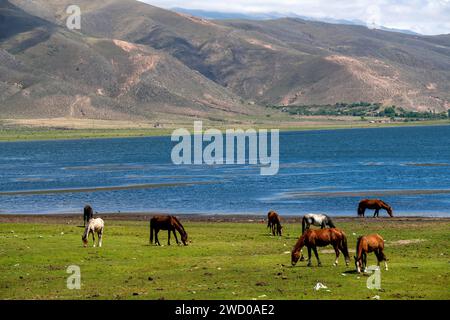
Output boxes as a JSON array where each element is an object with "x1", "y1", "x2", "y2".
[
  {"x1": 82, "y1": 223, "x2": 90, "y2": 240},
  {"x1": 171, "y1": 216, "x2": 187, "y2": 237},
  {"x1": 293, "y1": 233, "x2": 305, "y2": 254},
  {"x1": 379, "y1": 200, "x2": 390, "y2": 209}
]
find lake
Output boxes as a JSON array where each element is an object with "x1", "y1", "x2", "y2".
[{"x1": 1, "y1": 125, "x2": 450, "y2": 216}]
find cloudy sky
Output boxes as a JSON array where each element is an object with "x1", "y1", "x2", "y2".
[{"x1": 140, "y1": 0, "x2": 450, "y2": 35}]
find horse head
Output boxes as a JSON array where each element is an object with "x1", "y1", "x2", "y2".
[
  {"x1": 81, "y1": 235, "x2": 88, "y2": 247},
  {"x1": 181, "y1": 232, "x2": 188, "y2": 246},
  {"x1": 386, "y1": 205, "x2": 393, "y2": 217},
  {"x1": 291, "y1": 250, "x2": 301, "y2": 266}
]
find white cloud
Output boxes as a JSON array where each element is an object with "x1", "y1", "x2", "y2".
[{"x1": 139, "y1": 0, "x2": 450, "y2": 35}]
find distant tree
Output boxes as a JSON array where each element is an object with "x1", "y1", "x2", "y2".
[
  {"x1": 448, "y1": 109, "x2": 450, "y2": 118},
  {"x1": 383, "y1": 106, "x2": 396, "y2": 117}
]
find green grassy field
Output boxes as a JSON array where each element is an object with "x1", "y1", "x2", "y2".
[{"x1": 0, "y1": 218, "x2": 449, "y2": 300}]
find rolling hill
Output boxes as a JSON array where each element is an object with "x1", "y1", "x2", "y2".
[{"x1": 1, "y1": 0, "x2": 449, "y2": 124}]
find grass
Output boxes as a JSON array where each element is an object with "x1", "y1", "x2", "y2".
[
  {"x1": 0, "y1": 119, "x2": 449, "y2": 142},
  {"x1": 0, "y1": 219, "x2": 449, "y2": 300}
]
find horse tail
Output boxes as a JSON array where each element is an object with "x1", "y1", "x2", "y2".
[
  {"x1": 340, "y1": 232, "x2": 350, "y2": 259},
  {"x1": 149, "y1": 219, "x2": 154, "y2": 244},
  {"x1": 302, "y1": 216, "x2": 306, "y2": 234},
  {"x1": 327, "y1": 216, "x2": 336, "y2": 228}
]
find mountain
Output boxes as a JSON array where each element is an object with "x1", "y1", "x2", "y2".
[
  {"x1": 0, "y1": 0, "x2": 258, "y2": 122},
  {"x1": 171, "y1": 7, "x2": 421, "y2": 35},
  {"x1": 1, "y1": 0, "x2": 449, "y2": 124}
]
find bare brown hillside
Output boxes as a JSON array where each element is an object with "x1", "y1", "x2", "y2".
[{"x1": 1, "y1": 0, "x2": 449, "y2": 124}]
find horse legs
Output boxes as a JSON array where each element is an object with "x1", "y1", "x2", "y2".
[
  {"x1": 312, "y1": 246, "x2": 321, "y2": 266},
  {"x1": 150, "y1": 226, "x2": 153, "y2": 244},
  {"x1": 373, "y1": 209, "x2": 379, "y2": 218},
  {"x1": 167, "y1": 230, "x2": 171, "y2": 245},
  {"x1": 155, "y1": 229, "x2": 161, "y2": 246},
  {"x1": 376, "y1": 250, "x2": 388, "y2": 270},
  {"x1": 338, "y1": 243, "x2": 350, "y2": 266},
  {"x1": 363, "y1": 252, "x2": 367, "y2": 272},
  {"x1": 91, "y1": 231, "x2": 96, "y2": 247},
  {"x1": 307, "y1": 247, "x2": 312, "y2": 267},
  {"x1": 333, "y1": 245, "x2": 340, "y2": 266},
  {"x1": 173, "y1": 230, "x2": 179, "y2": 244},
  {"x1": 98, "y1": 231, "x2": 102, "y2": 248}
]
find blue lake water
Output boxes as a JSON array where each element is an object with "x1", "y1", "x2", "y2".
[{"x1": 1, "y1": 125, "x2": 450, "y2": 216}]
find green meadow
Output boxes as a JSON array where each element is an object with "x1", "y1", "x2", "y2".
[{"x1": 0, "y1": 218, "x2": 449, "y2": 300}]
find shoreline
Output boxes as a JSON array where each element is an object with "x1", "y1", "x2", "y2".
[
  {"x1": 1, "y1": 121, "x2": 449, "y2": 142},
  {"x1": 1, "y1": 213, "x2": 449, "y2": 224}
]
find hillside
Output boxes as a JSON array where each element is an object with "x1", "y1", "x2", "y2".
[
  {"x1": 0, "y1": 0, "x2": 257, "y2": 122},
  {"x1": 1, "y1": 0, "x2": 449, "y2": 125}
]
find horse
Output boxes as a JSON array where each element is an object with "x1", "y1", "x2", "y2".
[
  {"x1": 82, "y1": 217, "x2": 104, "y2": 247},
  {"x1": 267, "y1": 210, "x2": 283, "y2": 236},
  {"x1": 291, "y1": 228, "x2": 350, "y2": 267},
  {"x1": 150, "y1": 215, "x2": 188, "y2": 246},
  {"x1": 83, "y1": 205, "x2": 94, "y2": 227},
  {"x1": 301, "y1": 213, "x2": 336, "y2": 234},
  {"x1": 358, "y1": 199, "x2": 393, "y2": 217},
  {"x1": 354, "y1": 234, "x2": 388, "y2": 273}
]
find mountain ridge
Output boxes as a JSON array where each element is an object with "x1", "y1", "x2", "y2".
[{"x1": 1, "y1": 0, "x2": 449, "y2": 124}]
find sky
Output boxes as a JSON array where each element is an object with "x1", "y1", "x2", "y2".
[{"x1": 140, "y1": 0, "x2": 450, "y2": 35}]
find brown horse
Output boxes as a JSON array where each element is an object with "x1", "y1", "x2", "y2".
[
  {"x1": 354, "y1": 234, "x2": 388, "y2": 273},
  {"x1": 83, "y1": 205, "x2": 94, "y2": 227},
  {"x1": 150, "y1": 215, "x2": 188, "y2": 246},
  {"x1": 267, "y1": 210, "x2": 282, "y2": 236},
  {"x1": 358, "y1": 199, "x2": 393, "y2": 217},
  {"x1": 291, "y1": 228, "x2": 350, "y2": 267}
]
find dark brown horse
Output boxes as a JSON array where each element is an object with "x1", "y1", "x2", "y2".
[
  {"x1": 267, "y1": 210, "x2": 282, "y2": 236},
  {"x1": 358, "y1": 199, "x2": 393, "y2": 217},
  {"x1": 291, "y1": 228, "x2": 350, "y2": 267},
  {"x1": 150, "y1": 215, "x2": 188, "y2": 246},
  {"x1": 83, "y1": 205, "x2": 94, "y2": 227},
  {"x1": 354, "y1": 234, "x2": 388, "y2": 273}
]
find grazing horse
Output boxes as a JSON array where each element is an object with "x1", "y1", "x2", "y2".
[
  {"x1": 83, "y1": 205, "x2": 94, "y2": 227},
  {"x1": 267, "y1": 210, "x2": 283, "y2": 236},
  {"x1": 301, "y1": 213, "x2": 336, "y2": 234},
  {"x1": 358, "y1": 199, "x2": 393, "y2": 217},
  {"x1": 354, "y1": 234, "x2": 388, "y2": 273},
  {"x1": 150, "y1": 215, "x2": 188, "y2": 246},
  {"x1": 82, "y1": 217, "x2": 104, "y2": 247},
  {"x1": 291, "y1": 228, "x2": 350, "y2": 267}
]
